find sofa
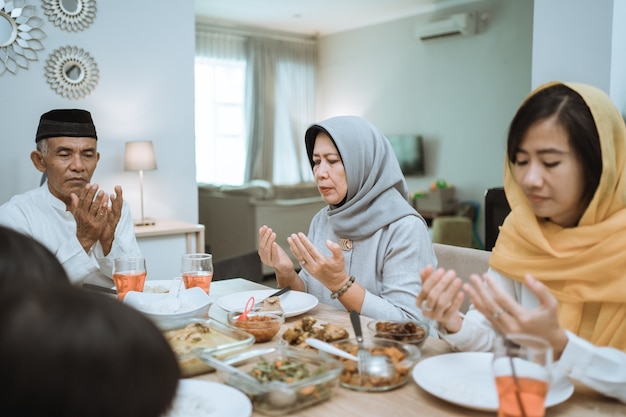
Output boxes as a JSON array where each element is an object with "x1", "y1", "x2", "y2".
[
  {"x1": 198, "y1": 181, "x2": 326, "y2": 275},
  {"x1": 433, "y1": 243, "x2": 491, "y2": 313}
]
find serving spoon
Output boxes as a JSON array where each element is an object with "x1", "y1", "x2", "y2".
[
  {"x1": 305, "y1": 338, "x2": 360, "y2": 361},
  {"x1": 349, "y1": 310, "x2": 396, "y2": 381}
]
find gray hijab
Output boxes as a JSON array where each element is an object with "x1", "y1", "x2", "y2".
[{"x1": 305, "y1": 115, "x2": 419, "y2": 240}]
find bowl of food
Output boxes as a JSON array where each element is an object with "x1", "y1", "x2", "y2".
[
  {"x1": 159, "y1": 317, "x2": 255, "y2": 377},
  {"x1": 366, "y1": 319, "x2": 429, "y2": 348},
  {"x1": 124, "y1": 286, "x2": 212, "y2": 323},
  {"x1": 197, "y1": 345, "x2": 343, "y2": 416},
  {"x1": 227, "y1": 309, "x2": 285, "y2": 343},
  {"x1": 330, "y1": 337, "x2": 421, "y2": 392}
]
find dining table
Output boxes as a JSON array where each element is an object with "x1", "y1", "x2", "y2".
[{"x1": 193, "y1": 278, "x2": 623, "y2": 417}]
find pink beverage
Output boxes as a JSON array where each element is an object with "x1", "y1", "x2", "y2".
[
  {"x1": 113, "y1": 271, "x2": 147, "y2": 301},
  {"x1": 183, "y1": 271, "x2": 213, "y2": 294},
  {"x1": 495, "y1": 375, "x2": 549, "y2": 417}
]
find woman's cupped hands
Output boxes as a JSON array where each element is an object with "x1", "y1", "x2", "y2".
[{"x1": 287, "y1": 232, "x2": 348, "y2": 290}]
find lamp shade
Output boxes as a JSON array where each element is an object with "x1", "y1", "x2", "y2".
[{"x1": 124, "y1": 141, "x2": 157, "y2": 171}]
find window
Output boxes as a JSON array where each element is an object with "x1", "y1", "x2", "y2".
[
  {"x1": 194, "y1": 57, "x2": 246, "y2": 185},
  {"x1": 195, "y1": 28, "x2": 317, "y2": 187}
]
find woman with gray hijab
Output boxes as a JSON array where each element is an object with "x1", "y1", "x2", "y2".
[{"x1": 258, "y1": 115, "x2": 436, "y2": 327}]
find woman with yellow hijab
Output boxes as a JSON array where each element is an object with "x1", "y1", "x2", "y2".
[{"x1": 417, "y1": 81, "x2": 626, "y2": 402}]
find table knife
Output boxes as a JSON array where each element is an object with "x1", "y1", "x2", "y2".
[{"x1": 82, "y1": 283, "x2": 118, "y2": 295}]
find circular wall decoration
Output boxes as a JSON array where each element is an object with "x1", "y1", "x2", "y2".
[
  {"x1": 0, "y1": 0, "x2": 46, "y2": 75},
  {"x1": 42, "y1": 0, "x2": 96, "y2": 32},
  {"x1": 45, "y1": 45, "x2": 99, "y2": 99}
]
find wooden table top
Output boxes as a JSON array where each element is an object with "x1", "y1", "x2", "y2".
[{"x1": 194, "y1": 278, "x2": 623, "y2": 417}]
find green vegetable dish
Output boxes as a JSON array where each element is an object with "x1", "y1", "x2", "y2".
[
  {"x1": 249, "y1": 357, "x2": 323, "y2": 383},
  {"x1": 248, "y1": 356, "x2": 336, "y2": 414},
  {"x1": 207, "y1": 346, "x2": 343, "y2": 415}
]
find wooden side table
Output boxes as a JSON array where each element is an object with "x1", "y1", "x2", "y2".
[{"x1": 134, "y1": 220, "x2": 205, "y2": 253}]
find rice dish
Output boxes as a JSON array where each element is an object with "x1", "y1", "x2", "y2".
[
  {"x1": 149, "y1": 298, "x2": 196, "y2": 314},
  {"x1": 144, "y1": 284, "x2": 170, "y2": 294}
]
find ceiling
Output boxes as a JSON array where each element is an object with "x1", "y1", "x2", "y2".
[{"x1": 194, "y1": 0, "x2": 490, "y2": 36}]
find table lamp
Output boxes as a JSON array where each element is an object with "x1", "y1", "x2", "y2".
[{"x1": 124, "y1": 141, "x2": 157, "y2": 226}]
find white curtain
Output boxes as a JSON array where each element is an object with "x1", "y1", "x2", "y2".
[
  {"x1": 244, "y1": 37, "x2": 317, "y2": 184},
  {"x1": 196, "y1": 30, "x2": 245, "y2": 61},
  {"x1": 195, "y1": 25, "x2": 317, "y2": 186},
  {"x1": 195, "y1": 30, "x2": 247, "y2": 185}
]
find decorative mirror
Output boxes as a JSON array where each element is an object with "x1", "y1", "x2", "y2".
[
  {"x1": 42, "y1": 0, "x2": 96, "y2": 32},
  {"x1": 0, "y1": 10, "x2": 18, "y2": 47},
  {"x1": 45, "y1": 46, "x2": 99, "y2": 99},
  {"x1": 0, "y1": 1, "x2": 46, "y2": 75}
]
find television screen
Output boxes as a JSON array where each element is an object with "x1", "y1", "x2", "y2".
[{"x1": 386, "y1": 134, "x2": 425, "y2": 176}]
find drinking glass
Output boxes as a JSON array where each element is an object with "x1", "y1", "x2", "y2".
[
  {"x1": 181, "y1": 253, "x2": 213, "y2": 294},
  {"x1": 492, "y1": 333, "x2": 552, "y2": 417},
  {"x1": 112, "y1": 257, "x2": 147, "y2": 301}
]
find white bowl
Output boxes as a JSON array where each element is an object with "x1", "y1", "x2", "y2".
[{"x1": 124, "y1": 287, "x2": 212, "y2": 322}]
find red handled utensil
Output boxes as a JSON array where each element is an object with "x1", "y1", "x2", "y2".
[{"x1": 237, "y1": 296, "x2": 255, "y2": 321}]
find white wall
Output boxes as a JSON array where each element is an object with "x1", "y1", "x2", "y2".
[
  {"x1": 612, "y1": 0, "x2": 626, "y2": 113},
  {"x1": 532, "y1": 0, "x2": 613, "y2": 91},
  {"x1": 532, "y1": 0, "x2": 626, "y2": 114},
  {"x1": 0, "y1": 0, "x2": 197, "y2": 278},
  {"x1": 317, "y1": 1, "x2": 534, "y2": 245}
]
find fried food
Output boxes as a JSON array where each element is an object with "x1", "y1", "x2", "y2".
[
  {"x1": 282, "y1": 316, "x2": 349, "y2": 347},
  {"x1": 371, "y1": 320, "x2": 427, "y2": 346},
  {"x1": 258, "y1": 295, "x2": 283, "y2": 312},
  {"x1": 333, "y1": 341, "x2": 412, "y2": 389}
]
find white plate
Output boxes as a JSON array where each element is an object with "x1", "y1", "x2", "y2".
[
  {"x1": 412, "y1": 352, "x2": 574, "y2": 412},
  {"x1": 217, "y1": 289, "x2": 318, "y2": 318},
  {"x1": 165, "y1": 379, "x2": 251, "y2": 417}
]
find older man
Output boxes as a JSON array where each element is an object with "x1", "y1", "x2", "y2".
[{"x1": 0, "y1": 109, "x2": 141, "y2": 284}]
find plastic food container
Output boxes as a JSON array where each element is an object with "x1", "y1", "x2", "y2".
[
  {"x1": 198, "y1": 344, "x2": 343, "y2": 415},
  {"x1": 366, "y1": 319, "x2": 429, "y2": 348},
  {"x1": 227, "y1": 309, "x2": 285, "y2": 343},
  {"x1": 159, "y1": 317, "x2": 255, "y2": 377},
  {"x1": 332, "y1": 337, "x2": 421, "y2": 392}
]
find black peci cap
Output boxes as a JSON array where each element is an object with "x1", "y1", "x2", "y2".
[{"x1": 35, "y1": 109, "x2": 97, "y2": 142}]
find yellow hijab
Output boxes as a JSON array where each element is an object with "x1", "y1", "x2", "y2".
[{"x1": 490, "y1": 81, "x2": 626, "y2": 351}]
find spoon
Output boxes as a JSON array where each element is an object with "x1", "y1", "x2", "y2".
[
  {"x1": 305, "y1": 338, "x2": 360, "y2": 361},
  {"x1": 350, "y1": 310, "x2": 370, "y2": 377},
  {"x1": 349, "y1": 310, "x2": 396, "y2": 382}
]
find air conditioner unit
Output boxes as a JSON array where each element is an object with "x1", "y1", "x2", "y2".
[{"x1": 416, "y1": 12, "x2": 477, "y2": 41}]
